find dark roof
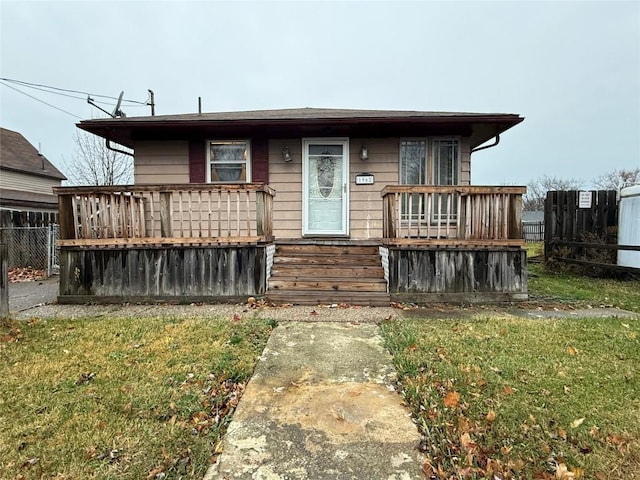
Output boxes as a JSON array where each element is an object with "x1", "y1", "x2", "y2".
[
  {"x1": 77, "y1": 107, "x2": 524, "y2": 149},
  {"x1": 0, "y1": 127, "x2": 67, "y2": 180}
]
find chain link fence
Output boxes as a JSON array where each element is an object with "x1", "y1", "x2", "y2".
[{"x1": 0, "y1": 225, "x2": 59, "y2": 276}]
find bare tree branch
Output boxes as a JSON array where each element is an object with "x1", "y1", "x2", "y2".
[
  {"x1": 592, "y1": 168, "x2": 640, "y2": 194},
  {"x1": 524, "y1": 175, "x2": 584, "y2": 211},
  {"x1": 63, "y1": 131, "x2": 133, "y2": 186}
]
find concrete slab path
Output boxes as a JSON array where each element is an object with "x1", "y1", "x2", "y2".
[{"x1": 205, "y1": 322, "x2": 425, "y2": 479}]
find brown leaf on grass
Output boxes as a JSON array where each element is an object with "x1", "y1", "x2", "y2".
[
  {"x1": 460, "y1": 432, "x2": 478, "y2": 451},
  {"x1": 563, "y1": 385, "x2": 570, "y2": 395},
  {"x1": 146, "y1": 466, "x2": 164, "y2": 479},
  {"x1": 503, "y1": 385, "x2": 515, "y2": 395},
  {"x1": 558, "y1": 428, "x2": 567, "y2": 440},
  {"x1": 554, "y1": 463, "x2": 575, "y2": 479},
  {"x1": 443, "y1": 391, "x2": 460, "y2": 408},
  {"x1": 310, "y1": 310, "x2": 318, "y2": 316},
  {"x1": 589, "y1": 425, "x2": 600, "y2": 438},
  {"x1": 594, "y1": 472, "x2": 607, "y2": 480},
  {"x1": 232, "y1": 313, "x2": 241, "y2": 322},
  {"x1": 567, "y1": 347, "x2": 578, "y2": 356},
  {"x1": 486, "y1": 410, "x2": 496, "y2": 422},
  {"x1": 569, "y1": 417, "x2": 585, "y2": 429}
]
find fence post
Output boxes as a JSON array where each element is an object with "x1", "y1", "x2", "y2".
[{"x1": 0, "y1": 244, "x2": 8, "y2": 318}]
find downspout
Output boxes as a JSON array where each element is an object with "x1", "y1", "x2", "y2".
[
  {"x1": 106, "y1": 138, "x2": 134, "y2": 157},
  {"x1": 471, "y1": 134, "x2": 500, "y2": 154}
]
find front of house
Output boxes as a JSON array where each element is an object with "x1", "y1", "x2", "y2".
[{"x1": 55, "y1": 108, "x2": 527, "y2": 305}]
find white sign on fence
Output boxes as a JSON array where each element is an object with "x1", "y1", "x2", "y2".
[{"x1": 578, "y1": 191, "x2": 592, "y2": 209}]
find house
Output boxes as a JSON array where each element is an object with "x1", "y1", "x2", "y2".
[
  {"x1": 0, "y1": 127, "x2": 67, "y2": 226},
  {"x1": 55, "y1": 108, "x2": 527, "y2": 305}
]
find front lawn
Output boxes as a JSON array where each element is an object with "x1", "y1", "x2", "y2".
[
  {"x1": 0, "y1": 314, "x2": 275, "y2": 479},
  {"x1": 382, "y1": 315, "x2": 640, "y2": 479},
  {"x1": 526, "y1": 242, "x2": 640, "y2": 313}
]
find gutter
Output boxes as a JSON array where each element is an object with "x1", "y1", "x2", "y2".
[{"x1": 471, "y1": 134, "x2": 500, "y2": 154}]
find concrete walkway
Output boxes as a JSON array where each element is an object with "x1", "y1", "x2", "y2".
[{"x1": 205, "y1": 322, "x2": 425, "y2": 479}]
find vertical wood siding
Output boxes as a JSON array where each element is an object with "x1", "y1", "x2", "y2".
[
  {"x1": 388, "y1": 247, "x2": 527, "y2": 300},
  {"x1": 58, "y1": 246, "x2": 267, "y2": 302}
]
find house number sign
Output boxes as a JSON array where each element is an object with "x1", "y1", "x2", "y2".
[{"x1": 355, "y1": 173, "x2": 375, "y2": 185}]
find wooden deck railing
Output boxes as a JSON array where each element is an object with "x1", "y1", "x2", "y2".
[
  {"x1": 54, "y1": 184, "x2": 275, "y2": 246},
  {"x1": 382, "y1": 185, "x2": 525, "y2": 246}
]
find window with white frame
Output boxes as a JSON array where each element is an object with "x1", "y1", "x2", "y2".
[{"x1": 207, "y1": 140, "x2": 251, "y2": 183}]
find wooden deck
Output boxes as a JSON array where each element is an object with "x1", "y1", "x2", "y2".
[
  {"x1": 53, "y1": 183, "x2": 527, "y2": 304},
  {"x1": 54, "y1": 183, "x2": 275, "y2": 247},
  {"x1": 382, "y1": 185, "x2": 525, "y2": 246}
]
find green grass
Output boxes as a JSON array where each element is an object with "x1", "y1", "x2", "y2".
[
  {"x1": 525, "y1": 242, "x2": 640, "y2": 312},
  {"x1": 0, "y1": 314, "x2": 275, "y2": 479},
  {"x1": 381, "y1": 316, "x2": 640, "y2": 479}
]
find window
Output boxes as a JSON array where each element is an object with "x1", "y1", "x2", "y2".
[
  {"x1": 400, "y1": 140, "x2": 426, "y2": 185},
  {"x1": 400, "y1": 140, "x2": 427, "y2": 222},
  {"x1": 399, "y1": 138, "x2": 460, "y2": 224},
  {"x1": 207, "y1": 140, "x2": 251, "y2": 183},
  {"x1": 433, "y1": 139, "x2": 459, "y2": 186}
]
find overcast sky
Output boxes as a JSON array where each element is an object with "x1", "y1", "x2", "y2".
[{"x1": 1, "y1": 0, "x2": 638, "y2": 187}]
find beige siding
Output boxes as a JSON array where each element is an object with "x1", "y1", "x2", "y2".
[
  {"x1": 0, "y1": 169, "x2": 61, "y2": 195},
  {"x1": 134, "y1": 141, "x2": 189, "y2": 184},
  {"x1": 348, "y1": 138, "x2": 398, "y2": 239},
  {"x1": 269, "y1": 139, "x2": 303, "y2": 239},
  {"x1": 269, "y1": 136, "x2": 472, "y2": 240}
]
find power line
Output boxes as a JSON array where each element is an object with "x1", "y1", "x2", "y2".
[
  {"x1": 0, "y1": 81, "x2": 82, "y2": 119},
  {"x1": 0, "y1": 77, "x2": 150, "y2": 105}
]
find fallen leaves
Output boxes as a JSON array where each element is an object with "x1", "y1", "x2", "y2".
[
  {"x1": 8, "y1": 267, "x2": 46, "y2": 283},
  {"x1": 569, "y1": 417, "x2": 585, "y2": 429},
  {"x1": 443, "y1": 391, "x2": 460, "y2": 408}
]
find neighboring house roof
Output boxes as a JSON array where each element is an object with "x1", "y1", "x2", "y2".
[
  {"x1": 77, "y1": 107, "x2": 524, "y2": 150},
  {"x1": 0, "y1": 127, "x2": 67, "y2": 180}
]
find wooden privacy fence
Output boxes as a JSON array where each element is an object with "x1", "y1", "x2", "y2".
[
  {"x1": 543, "y1": 190, "x2": 639, "y2": 273},
  {"x1": 54, "y1": 184, "x2": 275, "y2": 246},
  {"x1": 0, "y1": 209, "x2": 58, "y2": 227},
  {"x1": 382, "y1": 185, "x2": 525, "y2": 245}
]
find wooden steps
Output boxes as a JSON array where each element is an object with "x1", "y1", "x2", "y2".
[{"x1": 266, "y1": 243, "x2": 390, "y2": 307}]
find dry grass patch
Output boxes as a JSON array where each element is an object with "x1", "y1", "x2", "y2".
[
  {"x1": 0, "y1": 314, "x2": 275, "y2": 479},
  {"x1": 381, "y1": 315, "x2": 640, "y2": 479}
]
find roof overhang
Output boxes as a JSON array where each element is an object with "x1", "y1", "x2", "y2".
[{"x1": 77, "y1": 108, "x2": 524, "y2": 150}]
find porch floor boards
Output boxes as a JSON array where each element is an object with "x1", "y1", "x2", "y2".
[{"x1": 266, "y1": 243, "x2": 390, "y2": 307}]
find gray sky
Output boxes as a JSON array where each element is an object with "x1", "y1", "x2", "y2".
[{"x1": 1, "y1": 0, "x2": 639, "y2": 186}]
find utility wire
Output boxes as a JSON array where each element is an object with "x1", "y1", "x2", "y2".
[
  {"x1": 0, "y1": 77, "x2": 149, "y2": 105},
  {"x1": 1, "y1": 81, "x2": 82, "y2": 119}
]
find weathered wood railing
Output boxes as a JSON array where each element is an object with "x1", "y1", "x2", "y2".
[
  {"x1": 382, "y1": 185, "x2": 525, "y2": 245},
  {"x1": 54, "y1": 184, "x2": 275, "y2": 246}
]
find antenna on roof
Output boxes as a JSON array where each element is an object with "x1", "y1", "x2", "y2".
[
  {"x1": 87, "y1": 90, "x2": 127, "y2": 118},
  {"x1": 112, "y1": 91, "x2": 126, "y2": 118}
]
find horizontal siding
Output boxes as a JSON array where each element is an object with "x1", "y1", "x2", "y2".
[
  {"x1": 0, "y1": 170, "x2": 61, "y2": 195},
  {"x1": 134, "y1": 141, "x2": 189, "y2": 184},
  {"x1": 349, "y1": 138, "x2": 398, "y2": 239},
  {"x1": 269, "y1": 139, "x2": 303, "y2": 238}
]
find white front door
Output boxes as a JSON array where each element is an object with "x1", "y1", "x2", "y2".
[{"x1": 302, "y1": 138, "x2": 349, "y2": 236}]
